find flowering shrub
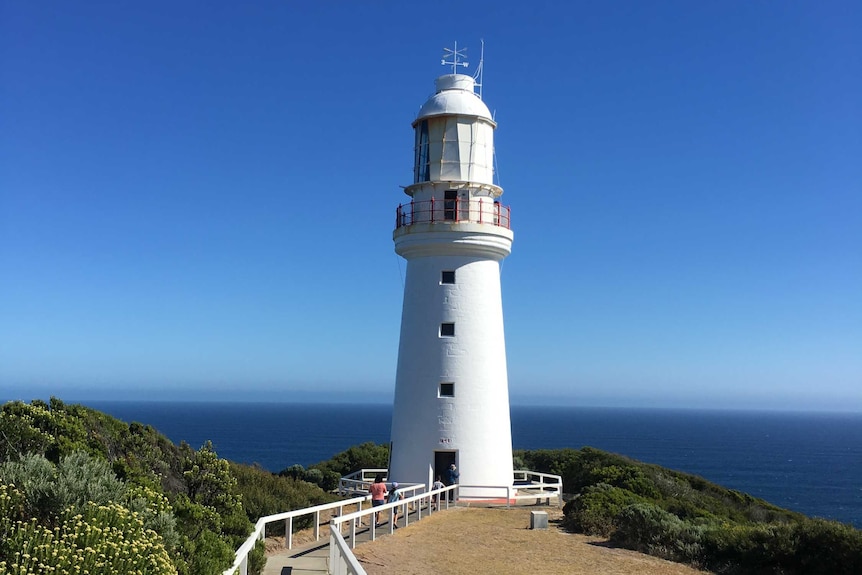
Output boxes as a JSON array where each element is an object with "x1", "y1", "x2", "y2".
[
  {"x1": 0, "y1": 399, "x2": 338, "y2": 575},
  {"x1": 0, "y1": 483, "x2": 25, "y2": 542},
  {"x1": 0, "y1": 402, "x2": 56, "y2": 463},
  {"x1": 0, "y1": 501, "x2": 174, "y2": 575}
]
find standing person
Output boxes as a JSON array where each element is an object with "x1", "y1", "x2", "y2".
[
  {"x1": 431, "y1": 475, "x2": 445, "y2": 510},
  {"x1": 388, "y1": 482, "x2": 403, "y2": 528},
  {"x1": 369, "y1": 474, "x2": 386, "y2": 527},
  {"x1": 446, "y1": 463, "x2": 460, "y2": 501}
]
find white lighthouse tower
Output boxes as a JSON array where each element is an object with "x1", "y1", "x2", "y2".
[{"x1": 389, "y1": 47, "x2": 514, "y2": 500}]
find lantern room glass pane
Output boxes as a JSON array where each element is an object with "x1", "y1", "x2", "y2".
[{"x1": 414, "y1": 120, "x2": 430, "y2": 183}]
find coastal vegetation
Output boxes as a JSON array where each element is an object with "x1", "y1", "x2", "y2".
[
  {"x1": 518, "y1": 447, "x2": 862, "y2": 574},
  {"x1": 3, "y1": 398, "x2": 859, "y2": 575},
  {"x1": 0, "y1": 398, "x2": 335, "y2": 575},
  {"x1": 280, "y1": 441, "x2": 391, "y2": 492}
]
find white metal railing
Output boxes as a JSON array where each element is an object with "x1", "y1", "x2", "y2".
[
  {"x1": 329, "y1": 483, "x2": 457, "y2": 575},
  {"x1": 327, "y1": 474, "x2": 560, "y2": 574},
  {"x1": 226, "y1": 469, "x2": 562, "y2": 575},
  {"x1": 337, "y1": 468, "x2": 388, "y2": 496},
  {"x1": 329, "y1": 527, "x2": 366, "y2": 575},
  {"x1": 222, "y1": 493, "x2": 371, "y2": 575},
  {"x1": 512, "y1": 469, "x2": 564, "y2": 507},
  {"x1": 395, "y1": 197, "x2": 512, "y2": 230}
]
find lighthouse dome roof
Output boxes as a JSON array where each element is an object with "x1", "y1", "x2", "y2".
[{"x1": 415, "y1": 74, "x2": 493, "y2": 125}]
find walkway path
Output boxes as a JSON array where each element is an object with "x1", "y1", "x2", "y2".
[{"x1": 262, "y1": 508, "x2": 423, "y2": 575}]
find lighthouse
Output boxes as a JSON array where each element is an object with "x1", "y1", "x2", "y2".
[{"x1": 388, "y1": 49, "x2": 514, "y2": 500}]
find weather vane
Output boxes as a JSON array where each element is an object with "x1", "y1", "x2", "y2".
[{"x1": 441, "y1": 42, "x2": 469, "y2": 74}]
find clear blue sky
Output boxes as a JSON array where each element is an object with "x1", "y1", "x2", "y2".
[{"x1": 2, "y1": 1, "x2": 860, "y2": 410}]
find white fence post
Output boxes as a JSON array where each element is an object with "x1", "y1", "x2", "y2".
[{"x1": 287, "y1": 517, "x2": 292, "y2": 549}]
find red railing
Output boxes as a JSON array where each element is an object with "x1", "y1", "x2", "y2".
[{"x1": 395, "y1": 197, "x2": 511, "y2": 230}]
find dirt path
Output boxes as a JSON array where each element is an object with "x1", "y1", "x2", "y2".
[{"x1": 351, "y1": 506, "x2": 709, "y2": 575}]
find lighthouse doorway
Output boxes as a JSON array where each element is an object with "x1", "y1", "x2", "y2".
[{"x1": 434, "y1": 450, "x2": 456, "y2": 483}]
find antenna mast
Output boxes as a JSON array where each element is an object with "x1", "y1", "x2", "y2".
[
  {"x1": 472, "y1": 39, "x2": 485, "y2": 100},
  {"x1": 441, "y1": 41, "x2": 485, "y2": 100}
]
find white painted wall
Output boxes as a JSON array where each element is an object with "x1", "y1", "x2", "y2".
[{"x1": 388, "y1": 254, "x2": 514, "y2": 495}]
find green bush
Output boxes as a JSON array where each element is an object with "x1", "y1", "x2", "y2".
[
  {"x1": 280, "y1": 463, "x2": 306, "y2": 480},
  {"x1": 126, "y1": 484, "x2": 180, "y2": 551},
  {"x1": 592, "y1": 464, "x2": 661, "y2": 499},
  {"x1": 0, "y1": 482, "x2": 25, "y2": 543},
  {"x1": 0, "y1": 453, "x2": 58, "y2": 522},
  {"x1": 612, "y1": 503, "x2": 706, "y2": 564},
  {"x1": 306, "y1": 441, "x2": 389, "y2": 479},
  {"x1": 180, "y1": 527, "x2": 236, "y2": 575},
  {"x1": 0, "y1": 452, "x2": 129, "y2": 522},
  {"x1": 697, "y1": 519, "x2": 862, "y2": 575},
  {"x1": 524, "y1": 444, "x2": 862, "y2": 574},
  {"x1": 0, "y1": 501, "x2": 174, "y2": 575},
  {"x1": 792, "y1": 518, "x2": 862, "y2": 575},
  {"x1": 231, "y1": 462, "x2": 337, "y2": 536},
  {"x1": 563, "y1": 483, "x2": 647, "y2": 536},
  {"x1": 0, "y1": 402, "x2": 56, "y2": 461},
  {"x1": 248, "y1": 539, "x2": 266, "y2": 575},
  {"x1": 54, "y1": 452, "x2": 128, "y2": 515}
]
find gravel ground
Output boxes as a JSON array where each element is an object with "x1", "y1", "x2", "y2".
[{"x1": 350, "y1": 506, "x2": 710, "y2": 575}]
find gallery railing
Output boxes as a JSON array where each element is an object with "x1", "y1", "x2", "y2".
[{"x1": 395, "y1": 197, "x2": 511, "y2": 230}]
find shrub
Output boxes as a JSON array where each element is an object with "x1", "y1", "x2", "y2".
[
  {"x1": 612, "y1": 503, "x2": 706, "y2": 564},
  {"x1": 126, "y1": 484, "x2": 180, "y2": 551},
  {"x1": 592, "y1": 464, "x2": 661, "y2": 499},
  {"x1": 517, "y1": 448, "x2": 582, "y2": 492},
  {"x1": 0, "y1": 451, "x2": 128, "y2": 523},
  {"x1": 792, "y1": 518, "x2": 862, "y2": 575},
  {"x1": 0, "y1": 482, "x2": 25, "y2": 544},
  {"x1": 304, "y1": 467, "x2": 324, "y2": 485},
  {"x1": 54, "y1": 451, "x2": 127, "y2": 516},
  {"x1": 563, "y1": 483, "x2": 647, "y2": 536},
  {"x1": 0, "y1": 402, "x2": 56, "y2": 461},
  {"x1": 0, "y1": 501, "x2": 174, "y2": 575},
  {"x1": 248, "y1": 539, "x2": 266, "y2": 575},
  {"x1": 699, "y1": 519, "x2": 862, "y2": 575},
  {"x1": 280, "y1": 463, "x2": 306, "y2": 480},
  {"x1": 307, "y1": 442, "x2": 389, "y2": 479},
  {"x1": 0, "y1": 453, "x2": 58, "y2": 522},
  {"x1": 184, "y1": 441, "x2": 242, "y2": 515},
  {"x1": 232, "y1": 463, "x2": 336, "y2": 536},
  {"x1": 179, "y1": 527, "x2": 235, "y2": 575}
]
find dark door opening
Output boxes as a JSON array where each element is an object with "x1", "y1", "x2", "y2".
[
  {"x1": 434, "y1": 451, "x2": 456, "y2": 484},
  {"x1": 444, "y1": 190, "x2": 457, "y2": 220}
]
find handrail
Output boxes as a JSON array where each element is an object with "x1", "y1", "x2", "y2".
[
  {"x1": 328, "y1": 485, "x2": 454, "y2": 575},
  {"x1": 395, "y1": 197, "x2": 511, "y2": 230},
  {"x1": 225, "y1": 469, "x2": 562, "y2": 574},
  {"x1": 340, "y1": 468, "x2": 388, "y2": 482},
  {"x1": 337, "y1": 468, "x2": 388, "y2": 496},
  {"x1": 222, "y1": 493, "x2": 371, "y2": 575},
  {"x1": 329, "y1": 528, "x2": 366, "y2": 575},
  {"x1": 330, "y1": 484, "x2": 457, "y2": 548},
  {"x1": 513, "y1": 469, "x2": 564, "y2": 507}
]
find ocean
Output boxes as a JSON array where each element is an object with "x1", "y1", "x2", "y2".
[{"x1": 85, "y1": 401, "x2": 862, "y2": 529}]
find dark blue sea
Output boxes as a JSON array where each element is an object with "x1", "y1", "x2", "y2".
[{"x1": 84, "y1": 402, "x2": 862, "y2": 529}]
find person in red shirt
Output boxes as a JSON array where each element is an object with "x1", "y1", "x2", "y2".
[{"x1": 368, "y1": 474, "x2": 387, "y2": 527}]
